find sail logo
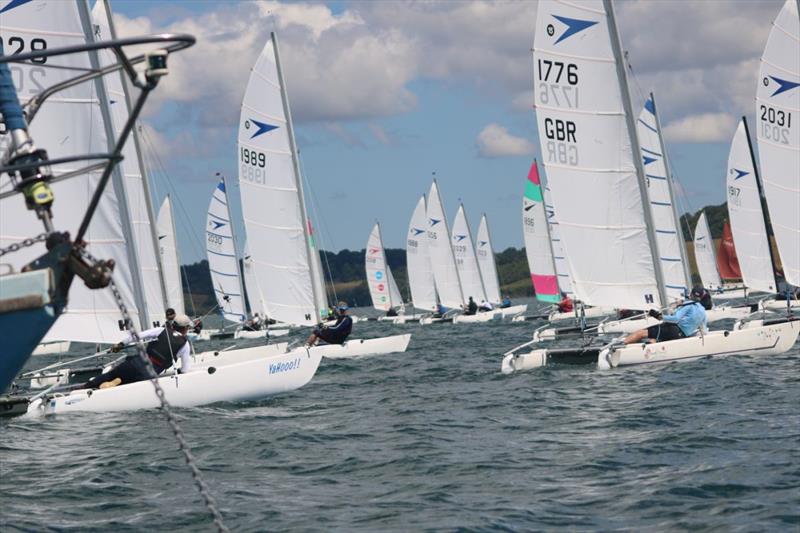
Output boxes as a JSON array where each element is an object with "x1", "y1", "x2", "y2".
[
  {"x1": 765, "y1": 75, "x2": 800, "y2": 97},
  {"x1": 209, "y1": 220, "x2": 226, "y2": 230},
  {"x1": 377, "y1": 283, "x2": 385, "y2": 291},
  {"x1": 454, "y1": 235, "x2": 467, "y2": 242},
  {"x1": 548, "y1": 15, "x2": 598, "y2": 44},
  {"x1": 369, "y1": 247, "x2": 381, "y2": 255},
  {"x1": 731, "y1": 168, "x2": 748, "y2": 180},
  {"x1": 245, "y1": 118, "x2": 279, "y2": 139},
  {"x1": 411, "y1": 228, "x2": 425, "y2": 236},
  {"x1": 0, "y1": 0, "x2": 32, "y2": 14},
  {"x1": 478, "y1": 240, "x2": 488, "y2": 247},
  {"x1": 375, "y1": 271, "x2": 383, "y2": 280},
  {"x1": 429, "y1": 218, "x2": 441, "y2": 226},
  {"x1": 643, "y1": 155, "x2": 657, "y2": 166},
  {"x1": 524, "y1": 202, "x2": 535, "y2": 212}
]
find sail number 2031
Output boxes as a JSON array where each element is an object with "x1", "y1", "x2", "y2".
[{"x1": 759, "y1": 105, "x2": 791, "y2": 145}]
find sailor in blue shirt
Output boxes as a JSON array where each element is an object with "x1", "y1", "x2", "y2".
[{"x1": 623, "y1": 287, "x2": 708, "y2": 344}]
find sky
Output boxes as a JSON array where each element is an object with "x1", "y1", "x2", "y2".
[{"x1": 102, "y1": 0, "x2": 785, "y2": 263}]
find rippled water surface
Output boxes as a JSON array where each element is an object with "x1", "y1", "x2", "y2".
[{"x1": 2, "y1": 308, "x2": 799, "y2": 531}]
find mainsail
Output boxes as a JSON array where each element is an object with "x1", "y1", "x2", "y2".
[
  {"x1": 451, "y1": 204, "x2": 487, "y2": 304},
  {"x1": 533, "y1": 0, "x2": 664, "y2": 310},
  {"x1": 157, "y1": 196, "x2": 185, "y2": 314},
  {"x1": 476, "y1": 214, "x2": 502, "y2": 304},
  {"x1": 0, "y1": 0, "x2": 143, "y2": 342},
  {"x1": 756, "y1": 0, "x2": 800, "y2": 287},
  {"x1": 406, "y1": 195, "x2": 438, "y2": 311},
  {"x1": 523, "y1": 162, "x2": 560, "y2": 303},
  {"x1": 543, "y1": 185, "x2": 574, "y2": 297},
  {"x1": 717, "y1": 222, "x2": 742, "y2": 280},
  {"x1": 236, "y1": 33, "x2": 324, "y2": 326},
  {"x1": 93, "y1": 0, "x2": 166, "y2": 326},
  {"x1": 426, "y1": 181, "x2": 464, "y2": 308},
  {"x1": 726, "y1": 118, "x2": 777, "y2": 293},
  {"x1": 637, "y1": 94, "x2": 691, "y2": 302},
  {"x1": 366, "y1": 223, "x2": 403, "y2": 311},
  {"x1": 693, "y1": 211, "x2": 722, "y2": 291},
  {"x1": 205, "y1": 179, "x2": 246, "y2": 323}
]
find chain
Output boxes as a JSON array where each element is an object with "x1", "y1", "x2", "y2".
[
  {"x1": 0, "y1": 232, "x2": 47, "y2": 258},
  {"x1": 77, "y1": 248, "x2": 229, "y2": 533}
]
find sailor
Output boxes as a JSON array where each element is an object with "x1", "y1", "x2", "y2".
[
  {"x1": 479, "y1": 299, "x2": 494, "y2": 312},
  {"x1": 623, "y1": 286, "x2": 708, "y2": 344},
  {"x1": 500, "y1": 295, "x2": 512, "y2": 309},
  {"x1": 243, "y1": 313, "x2": 263, "y2": 331},
  {"x1": 306, "y1": 302, "x2": 353, "y2": 346},
  {"x1": 164, "y1": 307, "x2": 176, "y2": 328},
  {"x1": 386, "y1": 307, "x2": 399, "y2": 317},
  {"x1": 557, "y1": 292, "x2": 573, "y2": 313},
  {"x1": 463, "y1": 296, "x2": 478, "y2": 316},
  {"x1": 84, "y1": 314, "x2": 193, "y2": 389},
  {"x1": 432, "y1": 303, "x2": 446, "y2": 318}
]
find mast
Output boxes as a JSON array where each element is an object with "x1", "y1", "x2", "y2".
[
  {"x1": 77, "y1": 0, "x2": 149, "y2": 328},
  {"x1": 605, "y1": 0, "x2": 668, "y2": 307},
  {"x1": 219, "y1": 173, "x2": 247, "y2": 319},
  {"x1": 272, "y1": 32, "x2": 324, "y2": 319},
  {"x1": 650, "y1": 92, "x2": 692, "y2": 293},
  {"x1": 102, "y1": 0, "x2": 170, "y2": 313},
  {"x1": 742, "y1": 116, "x2": 780, "y2": 292}
]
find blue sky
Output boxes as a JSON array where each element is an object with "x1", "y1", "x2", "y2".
[{"x1": 108, "y1": 0, "x2": 782, "y2": 263}]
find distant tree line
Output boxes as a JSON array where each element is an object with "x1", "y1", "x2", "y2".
[{"x1": 181, "y1": 204, "x2": 756, "y2": 314}]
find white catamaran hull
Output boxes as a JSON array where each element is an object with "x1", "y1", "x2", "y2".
[
  {"x1": 313, "y1": 334, "x2": 412, "y2": 359},
  {"x1": 548, "y1": 307, "x2": 613, "y2": 322},
  {"x1": 598, "y1": 306, "x2": 756, "y2": 335},
  {"x1": 499, "y1": 304, "x2": 528, "y2": 318},
  {"x1": 378, "y1": 313, "x2": 425, "y2": 324},
  {"x1": 453, "y1": 312, "x2": 502, "y2": 324},
  {"x1": 32, "y1": 341, "x2": 72, "y2": 356},
  {"x1": 598, "y1": 320, "x2": 799, "y2": 369},
  {"x1": 28, "y1": 346, "x2": 320, "y2": 414},
  {"x1": 234, "y1": 328, "x2": 290, "y2": 339}
]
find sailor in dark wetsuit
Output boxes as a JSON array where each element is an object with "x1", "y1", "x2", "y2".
[
  {"x1": 306, "y1": 302, "x2": 353, "y2": 346},
  {"x1": 463, "y1": 296, "x2": 478, "y2": 315},
  {"x1": 84, "y1": 314, "x2": 194, "y2": 389}
]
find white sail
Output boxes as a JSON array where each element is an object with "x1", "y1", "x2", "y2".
[
  {"x1": 533, "y1": 0, "x2": 663, "y2": 310},
  {"x1": 451, "y1": 205, "x2": 487, "y2": 304},
  {"x1": 726, "y1": 119, "x2": 777, "y2": 293},
  {"x1": 694, "y1": 211, "x2": 722, "y2": 291},
  {"x1": 92, "y1": 0, "x2": 165, "y2": 326},
  {"x1": 237, "y1": 34, "x2": 321, "y2": 326},
  {"x1": 308, "y1": 219, "x2": 329, "y2": 314},
  {"x1": 206, "y1": 180, "x2": 245, "y2": 323},
  {"x1": 0, "y1": 0, "x2": 142, "y2": 343},
  {"x1": 637, "y1": 96, "x2": 689, "y2": 302},
  {"x1": 406, "y1": 195, "x2": 438, "y2": 311},
  {"x1": 156, "y1": 196, "x2": 185, "y2": 315},
  {"x1": 426, "y1": 181, "x2": 464, "y2": 309},
  {"x1": 756, "y1": 0, "x2": 800, "y2": 287},
  {"x1": 543, "y1": 185, "x2": 574, "y2": 297},
  {"x1": 476, "y1": 214, "x2": 502, "y2": 304},
  {"x1": 366, "y1": 223, "x2": 402, "y2": 311}
]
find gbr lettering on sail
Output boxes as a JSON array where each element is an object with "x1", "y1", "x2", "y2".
[{"x1": 537, "y1": 57, "x2": 579, "y2": 165}]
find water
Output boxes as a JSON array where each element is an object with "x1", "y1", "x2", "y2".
[{"x1": 2, "y1": 310, "x2": 799, "y2": 531}]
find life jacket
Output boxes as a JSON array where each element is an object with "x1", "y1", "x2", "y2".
[
  {"x1": 146, "y1": 328, "x2": 187, "y2": 369},
  {"x1": 324, "y1": 315, "x2": 353, "y2": 344}
]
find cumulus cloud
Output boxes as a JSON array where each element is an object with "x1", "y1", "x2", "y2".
[
  {"x1": 476, "y1": 124, "x2": 534, "y2": 158},
  {"x1": 662, "y1": 113, "x2": 737, "y2": 143}
]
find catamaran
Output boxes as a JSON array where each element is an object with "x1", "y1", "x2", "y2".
[
  {"x1": 366, "y1": 222, "x2": 409, "y2": 319},
  {"x1": 233, "y1": 33, "x2": 409, "y2": 358},
  {"x1": 476, "y1": 213, "x2": 528, "y2": 318},
  {"x1": 502, "y1": 0, "x2": 798, "y2": 374}
]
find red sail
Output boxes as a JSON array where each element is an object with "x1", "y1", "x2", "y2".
[{"x1": 717, "y1": 221, "x2": 742, "y2": 280}]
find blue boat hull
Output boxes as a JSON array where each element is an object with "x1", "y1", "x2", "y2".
[{"x1": 0, "y1": 305, "x2": 58, "y2": 392}]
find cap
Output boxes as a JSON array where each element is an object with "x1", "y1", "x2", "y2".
[
  {"x1": 336, "y1": 301, "x2": 349, "y2": 311},
  {"x1": 173, "y1": 314, "x2": 192, "y2": 327}
]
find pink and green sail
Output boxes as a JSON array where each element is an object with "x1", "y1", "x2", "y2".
[{"x1": 522, "y1": 161, "x2": 560, "y2": 303}]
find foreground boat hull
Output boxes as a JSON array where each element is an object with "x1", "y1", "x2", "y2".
[
  {"x1": 453, "y1": 311, "x2": 502, "y2": 324},
  {"x1": 313, "y1": 334, "x2": 412, "y2": 359},
  {"x1": 28, "y1": 346, "x2": 321, "y2": 414},
  {"x1": 599, "y1": 320, "x2": 799, "y2": 369},
  {"x1": 548, "y1": 306, "x2": 613, "y2": 322},
  {"x1": 501, "y1": 346, "x2": 602, "y2": 374},
  {"x1": 499, "y1": 304, "x2": 528, "y2": 318}
]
